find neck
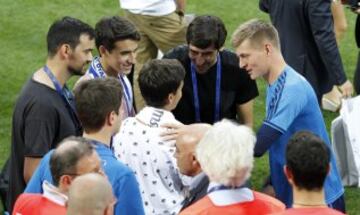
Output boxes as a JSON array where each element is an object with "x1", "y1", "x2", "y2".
[
  {"x1": 162, "y1": 104, "x2": 173, "y2": 111},
  {"x1": 292, "y1": 186, "x2": 326, "y2": 208},
  {"x1": 99, "y1": 57, "x2": 118, "y2": 77},
  {"x1": 192, "y1": 168, "x2": 203, "y2": 177},
  {"x1": 83, "y1": 130, "x2": 112, "y2": 146},
  {"x1": 46, "y1": 59, "x2": 71, "y2": 87},
  {"x1": 264, "y1": 53, "x2": 287, "y2": 85}
]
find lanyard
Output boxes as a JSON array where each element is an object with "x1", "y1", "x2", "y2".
[
  {"x1": 119, "y1": 75, "x2": 133, "y2": 116},
  {"x1": 190, "y1": 54, "x2": 222, "y2": 123},
  {"x1": 89, "y1": 57, "x2": 133, "y2": 116},
  {"x1": 43, "y1": 65, "x2": 82, "y2": 133}
]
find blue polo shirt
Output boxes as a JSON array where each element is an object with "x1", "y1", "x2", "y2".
[
  {"x1": 264, "y1": 65, "x2": 344, "y2": 207},
  {"x1": 25, "y1": 140, "x2": 145, "y2": 215}
]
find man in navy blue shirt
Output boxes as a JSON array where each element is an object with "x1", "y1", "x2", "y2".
[
  {"x1": 25, "y1": 78, "x2": 145, "y2": 215},
  {"x1": 231, "y1": 19, "x2": 345, "y2": 212}
]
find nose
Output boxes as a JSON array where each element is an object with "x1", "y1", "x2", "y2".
[
  {"x1": 128, "y1": 52, "x2": 136, "y2": 64},
  {"x1": 239, "y1": 59, "x2": 246, "y2": 69},
  {"x1": 195, "y1": 56, "x2": 205, "y2": 66},
  {"x1": 87, "y1": 52, "x2": 94, "y2": 62}
]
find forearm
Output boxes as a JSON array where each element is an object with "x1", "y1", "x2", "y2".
[
  {"x1": 254, "y1": 124, "x2": 283, "y2": 157},
  {"x1": 236, "y1": 100, "x2": 254, "y2": 128},
  {"x1": 23, "y1": 157, "x2": 42, "y2": 183},
  {"x1": 175, "y1": 0, "x2": 186, "y2": 13}
]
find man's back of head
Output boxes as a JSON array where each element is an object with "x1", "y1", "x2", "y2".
[
  {"x1": 138, "y1": 59, "x2": 185, "y2": 109},
  {"x1": 285, "y1": 131, "x2": 330, "y2": 191},
  {"x1": 175, "y1": 124, "x2": 211, "y2": 177},
  {"x1": 196, "y1": 119, "x2": 255, "y2": 187},
  {"x1": 67, "y1": 173, "x2": 114, "y2": 215},
  {"x1": 74, "y1": 78, "x2": 123, "y2": 134},
  {"x1": 50, "y1": 136, "x2": 101, "y2": 193}
]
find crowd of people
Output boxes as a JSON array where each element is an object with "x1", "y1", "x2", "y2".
[{"x1": 4, "y1": 0, "x2": 358, "y2": 214}]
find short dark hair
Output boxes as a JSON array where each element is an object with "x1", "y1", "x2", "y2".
[
  {"x1": 186, "y1": 15, "x2": 227, "y2": 49},
  {"x1": 74, "y1": 78, "x2": 123, "y2": 133},
  {"x1": 139, "y1": 59, "x2": 185, "y2": 108},
  {"x1": 286, "y1": 131, "x2": 330, "y2": 191},
  {"x1": 47, "y1": 16, "x2": 95, "y2": 57},
  {"x1": 50, "y1": 136, "x2": 94, "y2": 186},
  {"x1": 95, "y1": 16, "x2": 140, "y2": 52}
]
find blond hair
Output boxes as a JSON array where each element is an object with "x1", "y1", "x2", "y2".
[{"x1": 231, "y1": 19, "x2": 280, "y2": 50}]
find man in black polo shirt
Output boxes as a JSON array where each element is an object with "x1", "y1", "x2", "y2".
[{"x1": 163, "y1": 15, "x2": 258, "y2": 126}]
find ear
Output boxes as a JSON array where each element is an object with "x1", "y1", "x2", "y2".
[
  {"x1": 99, "y1": 45, "x2": 108, "y2": 57},
  {"x1": 58, "y1": 44, "x2": 72, "y2": 59},
  {"x1": 107, "y1": 111, "x2": 116, "y2": 126},
  {"x1": 59, "y1": 175, "x2": 73, "y2": 191},
  {"x1": 283, "y1": 165, "x2": 294, "y2": 185},
  {"x1": 192, "y1": 153, "x2": 201, "y2": 168},
  {"x1": 326, "y1": 164, "x2": 330, "y2": 176},
  {"x1": 167, "y1": 93, "x2": 175, "y2": 105},
  {"x1": 264, "y1": 43, "x2": 272, "y2": 56}
]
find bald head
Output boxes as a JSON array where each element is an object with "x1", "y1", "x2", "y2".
[
  {"x1": 175, "y1": 124, "x2": 211, "y2": 176},
  {"x1": 50, "y1": 136, "x2": 94, "y2": 187},
  {"x1": 67, "y1": 173, "x2": 114, "y2": 215}
]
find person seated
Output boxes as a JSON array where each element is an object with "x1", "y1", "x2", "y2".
[
  {"x1": 180, "y1": 120, "x2": 285, "y2": 215},
  {"x1": 272, "y1": 131, "x2": 345, "y2": 214},
  {"x1": 13, "y1": 137, "x2": 102, "y2": 215},
  {"x1": 67, "y1": 173, "x2": 115, "y2": 215},
  {"x1": 112, "y1": 59, "x2": 187, "y2": 215}
]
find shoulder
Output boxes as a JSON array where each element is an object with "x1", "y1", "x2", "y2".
[
  {"x1": 253, "y1": 191, "x2": 285, "y2": 209},
  {"x1": 220, "y1": 50, "x2": 249, "y2": 78},
  {"x1": 220, "y1": 49, "x2": 239, "y2": 66},
  {"x1": 73, "y1": 74, "x2": 93, "y2": 90},
  {"x1": 282, "y1": 67, "x2": 313, "y2": 99},
  {"x1": 163, "y1": 45, "x2": 189, "y2": 62},
  {"x1": 180, "y1": 196, "x2": 213, "y2": 215},
  {"x1": 14, "y1": 193, "x2": 43, "y2": 208},
  {"x1": 105, "y1": 157, "x2": 134, "y2": 178}
]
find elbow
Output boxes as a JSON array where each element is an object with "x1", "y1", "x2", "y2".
[{"x1": 254, "y1": 147, "x2": 265, "y2": 157}]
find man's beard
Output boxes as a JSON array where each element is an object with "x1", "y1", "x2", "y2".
[{"x1": 68, "y1": 64, "x2": 87, "y2": 76}]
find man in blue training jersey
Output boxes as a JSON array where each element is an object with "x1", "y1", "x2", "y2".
[
  {"x1": 231, "y1": 19, "x2": 345, "y2": 213},
  {"x1": 25, "y1": 78, "x2": 145, "y2": 215}
]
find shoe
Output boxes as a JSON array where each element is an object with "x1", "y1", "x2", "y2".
[{"x1": 322, "y1": 97, "x2": 341, "y2": 112}]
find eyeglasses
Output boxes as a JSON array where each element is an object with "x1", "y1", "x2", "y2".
[{"x1": 62, "y1": 167, "x2": 105, "y2": 177}]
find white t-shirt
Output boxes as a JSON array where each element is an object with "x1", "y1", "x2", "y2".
[
  {"x1": 119, "y1": 0, "x2": 176, "y2": 16},
  {"x1": 113, "y1": 107, "x2": 188, "y2": 215}
]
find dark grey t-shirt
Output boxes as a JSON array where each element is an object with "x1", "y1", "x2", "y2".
[{"x1": 7, "y1": 78, "x2": 81, "y2": 212}]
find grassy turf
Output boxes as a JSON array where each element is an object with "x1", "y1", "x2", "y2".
[{"x1": 0, "y1": 0, "x2": 359, "y2": 214}]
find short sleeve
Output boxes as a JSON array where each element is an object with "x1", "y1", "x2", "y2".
[
  {"x1": 24, "y1": 151, "x2": 54, "y2": 193},
  {"x1": 23, "y1": 104, "x2": 58, "y2": 157},
  {"x1": 264, "y1": 87, "x2": 306, "y2": 133}
]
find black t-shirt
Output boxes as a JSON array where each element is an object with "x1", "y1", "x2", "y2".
[
  {"x1": 7, "y1": 78, "x2": 81, "y2": 211},
  {"x1": 163, "y1": 45, "x2": 259, "y2": 124}
]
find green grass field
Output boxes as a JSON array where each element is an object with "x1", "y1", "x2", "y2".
[{"x1": 1, "y1": 0, "x2": 359, "y2": 214}]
